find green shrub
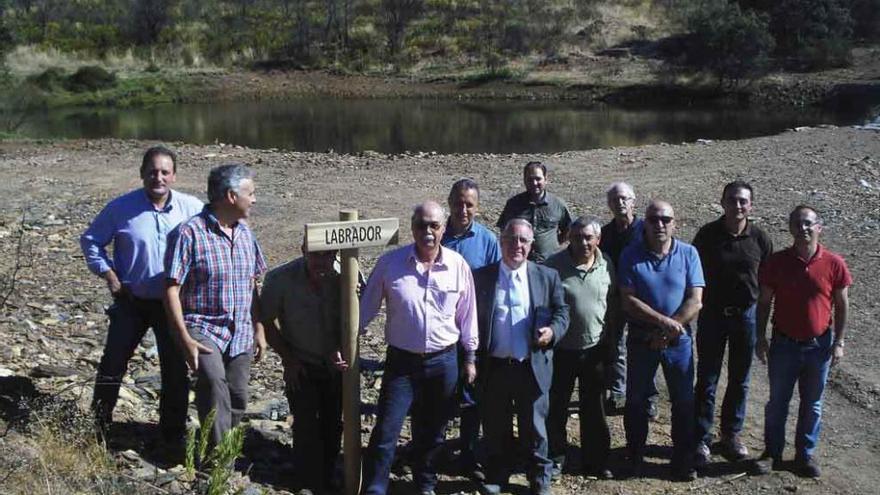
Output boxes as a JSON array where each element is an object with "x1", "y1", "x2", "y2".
[
  {"x1": 686, "y1": 0, "x2": 775, "y2": 87},
  {"x1": 27, "y1": 67, "x2": 68, "y2": 91},
  {"x1": 770, "y1": 0, "x2": 853, "y2": 69},
  {"x1": 64, "y1": 65, "x2": 117, "y2": 92}
]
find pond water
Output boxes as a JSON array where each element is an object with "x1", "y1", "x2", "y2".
[{"x1": 19, "y1": 97, "x2": 880, "y2": 154}]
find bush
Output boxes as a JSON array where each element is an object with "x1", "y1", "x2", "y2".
[
  {"x1": 770, "y1": 0, "x2": 854, "y2": 69},
  {"x1": 686, "y1": 0, "x2": 775, "y2": 87},
  {"x1": 64, "y1": 65, "x2": 117, "y2": 92},
  {"x1": 26, "y1": 66, "x2": 68, "y2": 91}
]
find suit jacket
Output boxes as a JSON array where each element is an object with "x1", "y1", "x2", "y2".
[{"x1": 473, "y1": 260, "x2": 570, "y2": 393}]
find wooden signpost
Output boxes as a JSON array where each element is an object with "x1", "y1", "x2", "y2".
[{"x1": 304, "y1": 211, "x2": 399, "y2": 495}]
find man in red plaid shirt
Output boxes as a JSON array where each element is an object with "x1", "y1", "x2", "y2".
[{"x1": 164, "y1": 163, "x2": 268, "y2": 446}]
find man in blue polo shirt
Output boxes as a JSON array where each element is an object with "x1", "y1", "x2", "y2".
[
  {"x1": 618, "y1": 200, "x2": 704, "y2": 481},
  {"x1": 441, "y1": 177, "x2": 500, "y2": 481}
]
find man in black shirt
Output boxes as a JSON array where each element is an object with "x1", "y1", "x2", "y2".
[
  {"x1": 692, "y1": 180, "x2": 773, "y2": 465},
  {"x1": 497, "y1": 161, "x2": 572, "y2": 263},
  {"x1": 599, "y1": 182, "x2": 657, "y2": 415}
]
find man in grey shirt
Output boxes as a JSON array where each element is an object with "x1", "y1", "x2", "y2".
[
  {"x1": 497, "y1": 161, "x2": 572, "y2": 263},
  {"x1": 260, "y1": 241, "x2": 349, "y2": 491}
]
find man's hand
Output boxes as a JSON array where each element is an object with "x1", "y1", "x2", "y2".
[
  {"x1": 535, "y1": 326, "x2": 554, "y2": 348},
  {"x1": 831, "y1": 342, "x2": 845, "y2": 367},
  {"x1": 463, "y1": 362, "x2": 477, "y2": 384},
  {"x1": 283, "y1": 358, "x2": 306, "y2": 391},
  {"x1": 649, "y1": 331, "x2": 669, "y2": 350},
  {"x1": 102, "y1": 270, "x2": 126, "y2": 298},
  {"x1": 253, "y1": 326, "x2": 267, "y2": 362},
  {"x1": 331, "y1": 350, "x2": 350, "y2": 371},
  {"x1": 662, "y1": 317, "x2": 686, "y2": 339},
  {"x1": 755, "y1": 336, "x2": 769, "y2": 364},
  {"x1": 181, "y1": 336, "x2": 213, "y2": 372}
]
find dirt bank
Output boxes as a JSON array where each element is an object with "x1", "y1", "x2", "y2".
[{"x1": 0, "y1": 126, "x2": 878, "y2": 494}]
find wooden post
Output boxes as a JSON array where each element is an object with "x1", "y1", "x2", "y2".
[{"x1": 340, "y1": 209, "x2": 361, "y2": 495}]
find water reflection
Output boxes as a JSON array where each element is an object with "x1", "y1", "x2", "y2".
[{"x1": 20, "y1": 98, "x2": 880, "y2": 154}]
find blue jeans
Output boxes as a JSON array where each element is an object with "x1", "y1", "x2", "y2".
[
  {"x1": 362, "y1": 346, "x2": 458, "y2": 494},
  {"x1": 764, "y1": 329, "x2": 833, "y2": 460},
  {"x1": 625, "y1": 329, "x2": 695, "y2": 467},
  {"x1": 695, "y1": 305, "x2": 756, "y2": 444}
]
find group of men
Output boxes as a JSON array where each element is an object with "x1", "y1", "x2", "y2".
[{"x1": 82, "y1": 148, "x2": 851, "y2": 495}]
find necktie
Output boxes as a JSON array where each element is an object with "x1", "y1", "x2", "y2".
[{"x1": 509, "y1": 271, "x2": 528, "y2": 358}]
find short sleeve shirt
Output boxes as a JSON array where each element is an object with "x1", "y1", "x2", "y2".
[
  {"x1": 165, "y1": 207, "x2": 267, "y2": 356},
  {"x1": 758, "y1": 244, "x2": 852, "y2": 340},
  {"x1": 260, "y1": 257, "x2": 341, "y2": 365},
  {"x1": 496, "y1": 191, "x2": 572, "y2": 263},
  {"x1": 545, "y1": 248, "x2": 616, "y2": 350},
  {"x1": 692, "y1": 217, "x2": 773, "y2": 309},
  {"x1": 618, "y1": 238, "x2": 705, "y2": 327}
]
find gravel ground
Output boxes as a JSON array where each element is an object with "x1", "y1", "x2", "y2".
[{"x1": 0, "y1": 126, "x2": 878, "y2": 494}]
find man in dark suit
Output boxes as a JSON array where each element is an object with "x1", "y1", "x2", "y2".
[{"x1": 473, "y1": 219, "x2": 570, "y2": 495}]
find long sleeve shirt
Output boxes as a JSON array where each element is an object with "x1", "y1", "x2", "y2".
[
  {"x1": 360, "y1": 244, "x2": 479, "y2": 361},
  {"x1": 80, "y1": 188, "x2": 203, "y2": 300}
]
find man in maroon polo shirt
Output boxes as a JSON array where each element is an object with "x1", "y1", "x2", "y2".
[{"x1": 753, "y1": 205, "x2": 851, "y2": 478}]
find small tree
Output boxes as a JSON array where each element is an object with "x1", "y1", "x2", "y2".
[
  {"x1": 687, "y1": 0, "x2": 775, "y2": 88},
  {"x1": 381, "y1": 0, "x2": 424, "y2": 60}
]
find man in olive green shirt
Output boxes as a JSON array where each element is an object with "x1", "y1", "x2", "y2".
[
  {"x1": 545, "y1": 216, "x2": 616, "y2": 479},
  {"x1": 260, "y1": 243, "x2": 348, "y2": 491},
  {"x1": 497, "y1": 161, "x2": 573, "y2": 263}
]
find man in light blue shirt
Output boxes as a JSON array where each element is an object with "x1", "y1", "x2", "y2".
[
  {"x1": 441, "y1": 178, "x2": 500, "y2": 481},
  {"x1": 81, "y1": 146, "x2": 203, "y2": 450}
]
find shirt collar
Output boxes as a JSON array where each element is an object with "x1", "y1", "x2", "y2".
[
  {"x1": 718, "y1": 215, "x2": 753, "y2": 237},
  {"x1": 564, "y1": 247, "x2": 606, "y2": 272},
  {"x1": 408, "y1": 244, "x2": 448, "y2": 267},
  {"x1": 500, "y1": 259, "x2": 528, "y2": 280},
  {"x1": 529, "y1": 191, "x2": 549, "y2": 206},
  {"x1": 443, "y1": 220, "x2": 476, "y2": 241},
  {"x1": 142, "y1": 189, "x2": 175, "y2": 213}
]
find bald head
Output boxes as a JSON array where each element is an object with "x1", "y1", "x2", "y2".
[
  {"x1": 411, "y1": 200, "x2": 447, "y2": 258},
  {"x1": 643, "y1": 199, "x2": 676, "y2": 251}
]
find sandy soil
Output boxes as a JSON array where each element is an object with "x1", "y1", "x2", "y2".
[{"x1": 0, "y1": 126, "x2": 878, "y2": 494}]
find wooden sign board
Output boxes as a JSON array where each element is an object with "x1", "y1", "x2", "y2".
[{"x1": 305, "y1": 217, "x2": 400, "y2": 252}]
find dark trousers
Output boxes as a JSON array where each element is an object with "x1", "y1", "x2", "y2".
[
  {"x1": 362, "y1": 345, "x2": 458, "y2": 495},
  {"x1": 625, "y1": 331, "x2": 695, "y2": 468},
  {"x1": 286, "y1": 362, "x2": 343, "y2": 490},
  {"x1": 193, "y1": 333, "x2": 253, "y2": 446},
  {"x1": 481, "y1": 359, "x2": 552, "y2": 492},
  {"x1": 547, "y1": 346, "x2": 610, "y2": 471},
  {"x1": 92, "y1": 296, "x2": 188, "y2": 440},
  {"x1": 695, "y1": 305, "x2": 756, "y2": 445},
  {"x1": 458, "y1": 346, "x2": 481, "y2": 468}
]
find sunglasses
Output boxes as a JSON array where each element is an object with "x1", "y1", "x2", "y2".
[
  {"x1": 413, "y1": 220, "x2": 443, "y2": 230},
  {"x1": 646, "y1": 215, "x2": 674, "y2": 225}
]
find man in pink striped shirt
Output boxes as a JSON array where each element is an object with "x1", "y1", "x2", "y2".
[{"x1": 359, "y1": 200, "x2": 478, "y2": 495}]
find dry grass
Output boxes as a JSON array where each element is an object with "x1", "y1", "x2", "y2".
[{"x1": 0, "y1": 398, "x2": 135, "y2": 495}]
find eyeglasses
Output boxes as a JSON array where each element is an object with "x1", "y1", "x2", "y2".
[
  {"x1": 646, "y1": 215, "x2": 674, "y2": 225},
  {"x1": 413, "y1": 220, "x2": 443, "y2": 230},
  {"x1": 502, "y1": 235, "x2": 534, "y2": 244}
]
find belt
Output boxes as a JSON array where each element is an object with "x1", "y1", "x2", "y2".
[
  {"x1": 775, "y1": 328, "x2": 830, "y2": 344},
  {"x1": 709, "y1": 305, "x2": 750, "y2": 317},
  {"x1": 489, "y1": 356, "x2": 529, "y2": 366},
  {"x1": 389, "y1": 344, "x2": 455, "y2": 359}
]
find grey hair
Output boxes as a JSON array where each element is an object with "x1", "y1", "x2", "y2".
[
  {"x1": 411, "y1": 200, "x2": 448, "y2": 221},
  {"x1": 606, "y1": 181, "x2": 635, "y2": 199},
  {"x1": 207, "y1": 164, "x2": 254, "y2": 203},
  {"x1": 570, "y1": 215, "x2": 602, "y2": 234},
  {"x1": 502, "y1": 218, "x2": 534, "y2": 238}
]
